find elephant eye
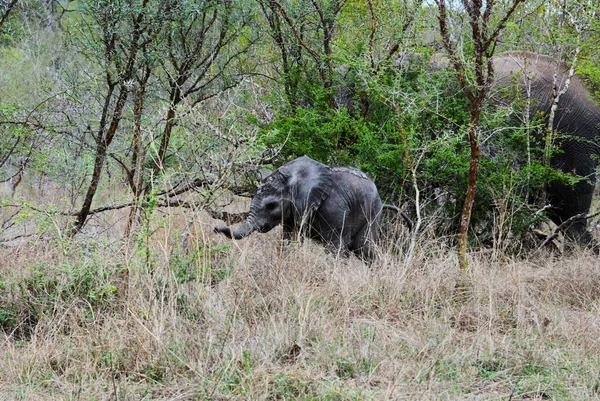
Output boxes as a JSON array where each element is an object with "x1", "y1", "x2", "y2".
[{"x1": 266, "y1": 201, "x2": 279, "y2": 211}]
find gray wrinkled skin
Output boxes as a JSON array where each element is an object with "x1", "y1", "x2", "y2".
[
  {"x1": 432, "y1": 51, "x2": 600, "y2": 245},
  {"x1": 214, "y1": 156, "x2": 412, "y2": 261},
  {"x1": 492, "y1": 52, "x2": 600, "y2": 245}
]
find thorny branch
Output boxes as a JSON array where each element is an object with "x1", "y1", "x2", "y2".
[{"x1": 366, "y1": 0, "x2": 422, "y2": 74}]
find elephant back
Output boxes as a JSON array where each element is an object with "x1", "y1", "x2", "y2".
[
  {"x1": 329, "y1": 165, "x2": 383, "y2": 217},
  {"x1": 493, "y1": 51, "x2": 600, "y2": 136},
  {"x1": 330, "y1": 166, "x2": 371, "y2": 180},
  {"x1": 492, "y1": 52, "x2": 600, "y2": 171}
]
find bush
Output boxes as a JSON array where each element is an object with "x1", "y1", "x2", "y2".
[{"x1": 258, "y1": 56, "x2": 582, "y2": 249}]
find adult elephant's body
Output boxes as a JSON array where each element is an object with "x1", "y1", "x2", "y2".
[
  {"x1": 491, "y1": 52, "x2": 600, "y2": 243},
  {"x1": 215, "y1": 156, "x2": 412, "y2": 260}
]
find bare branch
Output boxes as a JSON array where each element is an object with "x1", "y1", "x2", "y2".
[
  {"x1": 0, "y1": 0, "x2": 18, "y2": 28},
  {"x1": 367, "y1": 0, "x2": 376, "y2": 71},
  {"x1": 537, "y1": 210, "x2": 600, "y2": 250},
  {"x1": 434, "y1": 0, "x2": 474, "y2": 101},
  {"x1": 271, "y1": 0, "x2": 326, "y2": 82}
]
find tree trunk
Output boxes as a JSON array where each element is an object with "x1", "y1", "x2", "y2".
[
  {"x1": 71, "y1": 85, "x2": 130, "y2": 235},
  {"x1": 125, "y1": 70, "x2": 150, "y2": 237},
  {"x1": 457, "y1": 106, "x2": 481, "y2": 274},
  {"x1": 71, "y1": 140, "x2": 109, "y2": 235}
]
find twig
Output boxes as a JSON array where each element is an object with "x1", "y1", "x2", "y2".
[
  {"x1": 206, "y1": 209, "x2": 248, "y2": 224},
  {"x1": 157, "y1": 177, "x2": 214, "y2": 198},
  {"x1": 537, "y1": 210, "x2": 600, "y2": 249},
  {"x1": 0, "y1": 232, "x2": 36, "y2": 244},
  {"x1": 0, "y1": 0, "x2": 18, "y2": 28}
]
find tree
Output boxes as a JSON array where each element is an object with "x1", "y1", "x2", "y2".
[
  {"x1": 124, "y1": 0, "x2": 255, "y2": 233},
  {"x1": 270, "y1": 0, "x2": 347, "y2": 110},
  {"x1": 69, "y1": 0, "x2": 167, "y2": 235},
  {"x1": 433, "y1": 0, "x2": 526, "y2": 275}
]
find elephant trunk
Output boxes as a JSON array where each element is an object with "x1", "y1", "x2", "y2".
[{"x1": 214, "y1": 219, "x2": 257, "y2": 240}]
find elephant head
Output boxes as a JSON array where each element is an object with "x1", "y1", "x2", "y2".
[{"x1": 214, "y1": 156, "x2": 333, "y2": 240}]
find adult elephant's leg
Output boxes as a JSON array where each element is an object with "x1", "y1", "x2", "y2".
[
  {"x1": 547, "y1": 137, "x2": 597, "y2": 247},
  {"x1": 351, "y1": 236, "x2": 375, "y2": 262},
  {"x1": 326, "y1": 228, "x2": 350, "y2": 258},
  {"x1": 547, "y1": 178, "x2": 596, "y2": 245}
]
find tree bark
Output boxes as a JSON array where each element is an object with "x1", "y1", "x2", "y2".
[
  {"x1": 71, "y1": 85, "x2": 130, "y2": 235},
  {"x1": 457, "y1": 107, "x2": 481, "y2": 272}
]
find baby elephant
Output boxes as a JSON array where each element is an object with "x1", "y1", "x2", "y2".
[{"x1": 214, "y1": 156, "x2": 412, "y2": 260}]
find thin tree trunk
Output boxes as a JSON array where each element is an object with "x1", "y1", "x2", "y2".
[
  {"x1": 435, "y1": 0, "x2": 524, "y2": 279},
  {"x1": 457, "y1": 107, "x2": 481, "y2": 273},
  {"x1": 71, "y1": 85, "x2": 130, "y2": 235},
  {"x1": 154, "y1": 106, "x2": 177, "y2": 175},
  {"x1": 126, "y1": 68, "x2": 151, "y2": 237},
  {"x1": 72, "y1": 141, "x2": 108, "y2": 234},
  {"x1": 143, "y1": 87, "x2": 181, "y2": 198}
]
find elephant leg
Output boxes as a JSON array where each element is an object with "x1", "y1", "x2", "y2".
[
  {"x1": 352, "y1": 243, "x2": 376, "y2": 263},
  {"x1": 326, "y1": 234, "x2": 349, "y2": 259},
  {"x1": 282, "y1": 222, "x2": 297, "y2": 242},
  {"x1": 547, "y1": 179, "x2": 596, "y2": 246},
  {"x1": 315, "y1": 228, "x2": 350, "y2": 259},
  {"x1": 312, "y1": 235, "x2": 348, "y2": 259},
  {"x1": 349, "y1": 224, "x2": 378, "y2": 262}
]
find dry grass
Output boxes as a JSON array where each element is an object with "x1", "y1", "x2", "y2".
[{"x1": 2, "y1": 186, "x2": 600, "y2": 400}]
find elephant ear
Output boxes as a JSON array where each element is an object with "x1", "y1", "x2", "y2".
[{"x1": 279, "y1": 156, "x2": 333, "y2": 217}]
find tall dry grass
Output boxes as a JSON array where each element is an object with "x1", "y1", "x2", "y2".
[{"x1": 1, "y1": 185, "x2": 600, "y2": 400}]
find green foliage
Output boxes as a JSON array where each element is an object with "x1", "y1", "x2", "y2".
[
  {"x1": 475, "y1": 355, "x2": 507, "y2": 380},
  {"x1": 171, "y1": 243, "x2": 232, "y2": 285},
  {"x1": 335, "y1": 358, "x2": 356, "y2": 379},
  {"x1": 578, "y1": 13, "x2": 600, "y2": 100},
  {"x1": 142, "y1": 360, "x2": 166, "y2": 384},
  {"x1": 0, "y1": 1, "x2": 50, "y2": 47},
  {"x1": 0, "y1": 245, "x2": 121, "y2": 340},
  {"x1": 0, "y1": 103, "x2": 31, "y2": 175},
  {"x1": 18, "y1": 259, "x2": 119, "y2": 309},
  {"x1": 262, "y1": 104, "x2": 364, "y2": 162},
  {"x1": 512, "y1": 362, "x2": 571, "y2": 399},
  {"x1": 0, "y1": 307, "x2": 17, "y2": 330},
  {"x1": 579, "y1": 58, "x2": 600, "y2": 99},
  {"x1": 258, "y1": 52, "x2": 592, "y2": 247},
  {"x1": 269, "y1": 373, "x2": 316, "y2": 400}
]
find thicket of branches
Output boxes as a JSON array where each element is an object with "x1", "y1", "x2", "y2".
[{"x1": 1, "y1": 0, "x2": 599, "y2": 257}]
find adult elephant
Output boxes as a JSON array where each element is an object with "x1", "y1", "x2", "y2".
[
  {"x1": 214, "y1": 156, "x2": 413, "y2": 260},
  {"x1": 489, "y1": 52, "x2": 600, "y2": 245},
  {"x1": 430, "y1": 51, "x2": 600, "y2": 244}
]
